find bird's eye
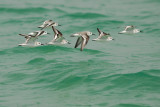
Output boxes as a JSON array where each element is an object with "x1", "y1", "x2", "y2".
[{"x1": 87, "y1": 32, "x2": 92, "y2": 35}]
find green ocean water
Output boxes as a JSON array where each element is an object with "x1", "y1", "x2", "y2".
[{"x1": 0, "y1": 0, "x2": 160, "y2": 107}]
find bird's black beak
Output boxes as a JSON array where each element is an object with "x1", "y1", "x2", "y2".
[
  {"x1": 140, "y1": 30, "x2": 143, "y2": 33},
  {"x1": 47, "y1": 33, "x2": 50, "y2": 34},
  {"x1": 92, "y1": 34, "x2": 96, "y2": 35},
  {"x1": 58, "y1": 24, "x2": 61, "y2": 26}
]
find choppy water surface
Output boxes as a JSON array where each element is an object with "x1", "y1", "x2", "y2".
[{"x1": 0, "y1": 0, "x2": 160, "y2": 107}]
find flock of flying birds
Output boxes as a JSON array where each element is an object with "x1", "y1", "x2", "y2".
[{"x1": 19, "y1": 20, "x2": 141, "y2": 51}]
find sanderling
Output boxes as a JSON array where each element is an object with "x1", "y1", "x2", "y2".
[
  {"x1": 18, "y1": 30, "x2": 49, "y2": 46},
  {"x1": 71, "y1": 31, "x2": 95, "y2": 51},
  {"x1": 48, "y1": 26, "x2": 70, "y2": 45},
  {"x1": 38, "y1": 20, "x2": 61, "y2": 30},
  {"x1": 118, "y1": 25, "x2": 141, "y2": 34},
  {"x1": 92, "y1": 28, "x2": 114, "y2": 41}
]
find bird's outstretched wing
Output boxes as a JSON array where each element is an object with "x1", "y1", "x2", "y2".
[
  {"x1": 75, "y1": 37, "x2": 82, "y2": 48},
  {"x1": 81, "y1": 35, "x2": 89, "y2": 51}
]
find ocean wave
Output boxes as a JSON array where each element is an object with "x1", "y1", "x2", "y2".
[
  {"x1": 6, "y1": 73, "x2": 28, "y2": 82},
  {"x1": 145, "y1": 28, "x2": 160, "y2": 34},
  {"x1": 117, "y1": 103, "x2": 148, "y2": 107},
  {"x1": 53, "y1": 8, "x2": 67, "y2": 14},
  {"x1": 92, "y1": 20, "x2": 124, "y2": 26},
  {"x1": 142, "y1": 69, "x2": 160, "y2": 78},
  {"x1": 77, "y1": 69, "x2": 160, "y2": 95},
  {"x1": 141, "y1": 23, "x2": 160, "y2": 34},
  {"x1": 62, "y1": 12, "x2": 107, "y2": 19},
  {"x1": 0, "y1": 45, "x2": 105, "y2": 56},
  {"x1": 0, "y1": 46, "x2": 73, "y2": 55},
  {"x1": 27, "y1": 57, "x2": 47, "y2": 65},
  {"x1": 22, "y1": 58, "x2": 112, "y2": 89},
  {"x1": 105, "y1": 69, "x2": 160, "y2": 91},
  {"x1": 54, "y1": 75, "x2": 88, "y2": 90},
  {"x1": 0, "y1": 50, "x2": 6, "y2": 55},
  {"x1": 2, "y1": 18, "x2": 39, "y2": 25},
  {"x1": 0, "y1": 7, "x2": 49, "y2": 14}
]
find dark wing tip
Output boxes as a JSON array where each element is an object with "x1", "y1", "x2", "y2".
[
  {"x1": 103, "y1": 32, "x2": 110, "y2": 35},
  {"x1": 51, "y1": 26, "x2": 54, "y2": 30},
  {"x1": 57, "y1": 29, "x2": 63, "y2": 36},
  {"x1": 52, "y1": 26, "x2": 57, "y2": 34},
  {"x1": 74, "y1": 44, "x2": 78, "y2": 48},
  {"x1": 74, "y1": 37, "x2": 82, "y2": 48},
  {"x1": 97, "y1": 28, "x2": 101, "y2": 34}
]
